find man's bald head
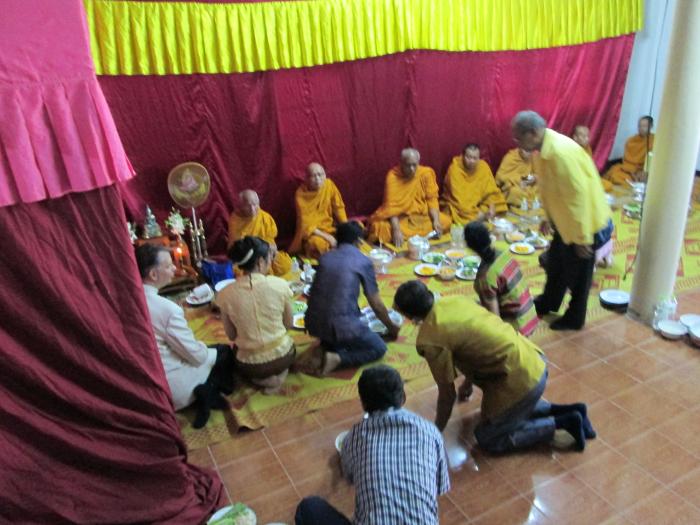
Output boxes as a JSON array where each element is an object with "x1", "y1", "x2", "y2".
[
  {"x1": 306, "y1": 163, "x2": 326, "y2": 191},
  {"x1": 400, "y1": 148, "x2": 420, "y2": 179},
  {"x1": 238, "y1": 189, "x2": 260, "y2": 217},
  {"x1": 511, "y1": 110, "x2": 547, "y2": 152},
  {"x1": 572, "y1": 125, "x2": 590, "y2": 148}
]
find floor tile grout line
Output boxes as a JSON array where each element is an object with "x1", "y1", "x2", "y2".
[
  {"x1": 263, "y1": 431, "x2": 302, "y2": 497},
  {"x1": 207, "y1": 446, "x2": 234, "y2": 504}
]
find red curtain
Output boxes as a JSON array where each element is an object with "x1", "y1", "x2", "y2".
[
  {"x1": 0, "y1": 184, "x2": 225, "y2": 524},
  {"x1": 102, "y1": 36, "x2": 634, "y2": 254}
]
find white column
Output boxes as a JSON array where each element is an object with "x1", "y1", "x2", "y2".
[{"x1": 628, "y1": 0, "x2": 700, "y2": 323}]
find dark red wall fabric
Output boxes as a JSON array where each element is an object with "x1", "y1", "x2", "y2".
[
  {"x1": 0, "y1": 185, "x2": 225, "y2": 524},
  {"x1": 101, "y1": 36, "x2": 634, "y2": 253}
]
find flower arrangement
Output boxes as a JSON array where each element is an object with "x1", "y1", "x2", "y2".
[{"x1": 165, "y1": 208, "x2": 191, "y2": 236}]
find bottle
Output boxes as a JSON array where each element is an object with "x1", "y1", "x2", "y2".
[
  {"x1": 532, "y1": 197, "x2": 541, "y2": 210},
  {"x1": 520, "y1": 198, "x2": 529, "y2": 212},
  {"x1": 652, "y1": 295, "x2": 678, "y2": 330},
  {"x1": 291, "y1": 257, "x2": 300, "y2": 277}
]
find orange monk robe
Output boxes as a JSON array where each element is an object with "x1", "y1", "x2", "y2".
[
  {"x1": 494, "y1": 149, "x2": 540, "y2": 209},
  {"x1": 441, "y1": 157, "x2": 507, "y2": 223},
  {"x1": 580, "y1": 144, "x2": 613, "y2": 193},
  {"x1": 604, "y1": 134, "x2": 655, "y2": 185},
  {"x1": 228, "y1": 209, "x2": 292, "y2": 276},
  {"x1": 289, "y1": 179, "x2": 347, "y2": 259},
  {"x1": 368, "y1": 165, "x2": 451, "y2": 244}
]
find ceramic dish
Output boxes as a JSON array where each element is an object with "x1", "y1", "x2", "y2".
[
  {"x1": 422, "y1": 252, "x2": 446, "y2": 265},
  {"x1": 688, "y1": 323, "x2": 700, "y2": 347},
  {"x1": 679, "y1": 313, "x2": 700, "y2": 329},
  {"x1": 456, "y1": 267, "x2": 477, "y2": 281},
  {"x1": 505, "y1": 231, "x2": 526, "y2": 243},
  {"x1": 509, "y1": 242, "x2": 535, "y2": 255},
  {"x1": 292, "y1": 313, "x2": 306, "y2": 330},
  {"x1": 658, "y1": 319, "x2": 687, "y2": 340},
  {"x1": 599, "y1": 289, "x2": 630, "y2": 308},
  {"x1": 438, "y1": 266, "x2": 457, "y2": 281},
  {"x1": 186, "y1": 289, "x2": 214, "y2": 306},
  {"x1": 444, "y1": 248, "x2": 466, "y2": 260},
  {"x1": 462, "y1": 255, "x2": 481, "y2": 269},
  {"x1": 414, "y1": 263, "x2": 439, "y2": 277},
  {"x1": 293, "y1": 300, "x2": 308, "y2": 314}
]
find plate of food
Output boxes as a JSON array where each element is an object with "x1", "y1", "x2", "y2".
[
  {"x1": 444, "y1": 248, "x2": 466, "y2": 260},
  {"x1": 422, "y1": 252, "x2": 446, "y2": 265},
  {"x1": 186, "y1": 284, "x2": 215, "y2": 306},
  {"x1": 456, "y1": 267, "x2": 477, "y2": 281},
  {"x1": 293, "y1": 300, "x2": 308, "y2": 314},
  {"x1": 491, "y1": 217, "x2": 514, "y2": 233},
  {"x1": 292, "y1": 313, "x2": 306, "y2": 330},
  {"x1": 524, "y1": 233, "x2": 549, "y2": 249},
  {"x1": 505, "y1": 231, "x2": 526, "y2": 243},
  {"x1": 509, "y1": 242, "x2": 535, "y2": 255},
  {"x1": 414, "y1": 263, "x2": 439, "y2": 277}
]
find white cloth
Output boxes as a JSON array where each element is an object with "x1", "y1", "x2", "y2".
[{"x1": 143, "y1": 284, "x2": 217, "y2": 410}]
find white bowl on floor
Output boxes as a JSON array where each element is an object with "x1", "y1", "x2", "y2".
[
  {"x1": 688, "y1": 323, "x2": 700, "y2": 347},
  {"x1": 335, "y1": 430, "x2": 349, "y2": 453},
  {"x1": 658, "y1": 320, "x2": 687, "y2": 340}
]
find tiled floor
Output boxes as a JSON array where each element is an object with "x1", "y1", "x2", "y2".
[{"x1": 189, "y1": 294, "x2": 700, "y2": 524}]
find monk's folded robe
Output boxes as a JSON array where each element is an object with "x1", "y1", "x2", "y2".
[
  {"x1": 228, "y1": 209, "x2": 292, "y2": 276},
  {"x1": 368, "y1": 165, "x2": 451, "y2": 244},
  {"x1": 289, "y1": 179, "x2": 347, "y2": 259},
  {"x1": 441, "y1": 157, "x2": 507, "y2": 223},
  {"x1": 495, "y1": 149, "x2": 538, "y2": 208},
  {"x1": 604, "y1": 134, "x2": 654, "y2": 185}
]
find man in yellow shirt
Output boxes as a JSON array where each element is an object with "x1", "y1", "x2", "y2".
[
  {"x1": 368, "y1": 148, "x2": 451, "y2": 247},
  {"x1": 495, "y1": 147, "x2": 539, "y2": 209},
  {"x1": 512, "y1": 111, "x2": 611, "y2": 330},
  {"x1": 572, "y1": 125, "x2": 613, "y2": 193},
  {"x1": 441, "y1": 144, "x2": 507, "y2": 223},
  {"x1": 603, "y1": 116, "x2": 655, "y2": 185},
  {"x1": 289, "y1": 163, "x2": 348, "y2": 260},
  {"x1": 393, "y1": 281, "x2": 596, "y2": 453},
  {"x1": 227, "y1": 190, "x2": 292, "y2": 276}
]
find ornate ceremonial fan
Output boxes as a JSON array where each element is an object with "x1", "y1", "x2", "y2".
[{"x1": 167, "y1": 162, "x2": 211, "y2": 264}]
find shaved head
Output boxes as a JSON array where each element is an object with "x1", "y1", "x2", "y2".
[
  {"x1": 572, "y1": 125, "x2": 590, "y2": 148},
  {"x1": 511, "y1": 110, "x2": 547, "y2": 152},
  {"x1": 306, "y1": 162, "x2": 326, "y2": 191},
  {"x1": 400, "y1": 148, "x2": 420, "y2": 179},
  {"x1": 238, "y1": 189, "x2": 260, "y2": 217}
]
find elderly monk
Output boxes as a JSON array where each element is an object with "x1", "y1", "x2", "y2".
[
  {"x1": 289, "y1": 163, "x2": 348, "y2": 259},
  {"x1": 441, "y1": 143, "x2": 507, "y2": 223},
  {"x1": 604, "y1": 116, "x2": 655, "y2": 185},
  {"x1": 228, "y1": 190, "x2": 292, "y2": 276},
  {"x1": 495, "y1": 147, "x2": 539, "y2": 209},
  {"x1": 368, "y1": 148, "x2": 451, "y2": 247},
  {"x1": 572, "y1": 125, "x2": 613, "y2": 193}
]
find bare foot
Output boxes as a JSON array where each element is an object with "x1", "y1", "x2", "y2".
[{"x1": 320, "y1": 352, "x2": 342, "y2": 376}]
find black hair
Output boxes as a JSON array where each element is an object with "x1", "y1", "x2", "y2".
[
  {"x1": 393, "y1": 280, "x2": 434, "y2": 320},
  {"x1": 464, "y1": 221, "x2": 496, "y2": 264},
  {"x1": 641, "y1": 115, "x2": 654, "y2": 128},
  {"x1": 336, "y1": 221, "x2": 363, "y2": 245},
  {"x1": 357, "y1": 365, "x2": 404, "y2": 413},
  {"x1": 227, "y1": 235, "x2": 270, "y2": 272},
  {"x1": 135, "y1": 244, "x2": 169, "y2": 279},
  {"x1": 463, "y1": 143, "x2": 480, "y2": 154}
]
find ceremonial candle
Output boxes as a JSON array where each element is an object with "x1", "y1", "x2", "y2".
[{"x1": 175, "y1": 247, "x2": 183, "y2": 268}]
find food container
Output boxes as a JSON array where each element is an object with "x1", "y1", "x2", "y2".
[
  {"x1": 438, "y1": 262, "x2": 457, "y2": 281},
  {"x1": 408, "y1": 235, "x2": 430, "y2": 260},
  {"x1": 368, "y1": 248, "x2": 393, "y2": 274}
]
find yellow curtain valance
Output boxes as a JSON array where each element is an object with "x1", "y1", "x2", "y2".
[{"x1": 84, "y1": 0, "x2": 643, "y2": 76}]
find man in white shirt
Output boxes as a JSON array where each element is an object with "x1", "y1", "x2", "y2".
[{"x1": 136, "y1": 244, "x2": 234, "y2": 428}]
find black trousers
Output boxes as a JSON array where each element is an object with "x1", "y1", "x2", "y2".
[
  {"x1": 535, "y1": 232, "x2": 594, "y2": 328},
  {"x1": 295, "y1": 496, "x2": 351, "y2": 525}
]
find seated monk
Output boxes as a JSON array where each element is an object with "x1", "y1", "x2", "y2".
[
  {"x1": 604, "y1": 115, "x2": 655, "y2": 185},
  {"x1": 572, "y1": 125, "x2": 612, "y2": 192},
  {"x1": 228, "y1": 189, "x2": 292, "y2": 276},
  {"x1": 368, "y1": 148, "x2": 451, "y2": 247},
  {"x1": 289, "y1": 163, "x2": 348, "y2": 259},
  {"x1": 495, "y1": 147, "x2": 538, "y2": 209},
  {"x1": 441, "y1": 143, "x2": 507, "y2": 224}
]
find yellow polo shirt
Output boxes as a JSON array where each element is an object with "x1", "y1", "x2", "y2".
[
  {"x1": 536, "y1": 129, "x2": 611, "y2": 245},
  {"x1": 416, "y1": 296, "x2": 546, "y2": 420}
]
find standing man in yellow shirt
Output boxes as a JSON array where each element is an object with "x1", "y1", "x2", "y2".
[
  {"x1": 512, "y1": 111, "x2": 612, "y2": 330},
  {"x1": 393, "y1": 281, "x2": 596, "y2": 453}
]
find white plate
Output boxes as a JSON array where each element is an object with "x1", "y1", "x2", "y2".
[
  {"x1": 214, "y1": 278, "x2": 235, "y2": 293},
  {"x1": 658, "y1": 319, "x2": 687, "y2": 340},
  {"x1": 292, "y1": 313, "x2": 306, "y2": 330},
  {"x1": 456, "y1": 267, "x2": 477, "y2": 281},
  {"x1": 679, "y1": 314, "x2": 700, "y2": 329},
  {"x1": 422, "y1": 252, "x2": 446, "y2": 265},
  {"x1": 688, "y1": 323, "x2": 700, "y2": 347},
  {"x1": 599, "y1": 289, "x2": 630, "y2": 306},
  {"x1": 414, "y1": 263, "x2": 439, "y2": 277},
  {"x1": 509, "y1": 242, "x2": 535, "y2": 255},
  {"x1": 335, "y1": 430, "x2": 349, "y2": 453},
  {"x1": 208, "y1": 505, "x2": 233, "y2": 523},
  {"x1": 186, "y1": 290, "x2": 214, "y2": 306}
]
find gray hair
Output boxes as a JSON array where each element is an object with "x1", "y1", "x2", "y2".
[
  {"x1": 511, "y1": 110, "x2": 546, "y2": 136},
  {"x1": 400, "y1": 148, "x2": 420, "y2": 162}
]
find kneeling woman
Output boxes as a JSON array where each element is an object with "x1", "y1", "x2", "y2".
[
  {"x1": 464, "y1": 221, "x2": 538, "y2": 337},
  {"x1": 218, "y1": 236, "x2": 295, "y2": 394}
]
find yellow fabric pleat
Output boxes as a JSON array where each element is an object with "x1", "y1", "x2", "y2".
[{"x1": 83, "y1": 0, "x2": 643, "y2": 75}]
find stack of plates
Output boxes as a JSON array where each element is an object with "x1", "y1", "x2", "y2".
[{"x1": 599, "y1": 289, "x2": 629, "y2": 311}]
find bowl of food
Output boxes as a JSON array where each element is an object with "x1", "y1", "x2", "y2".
[
  {"x1": 414, "y1": 263, "x2": 438, "y2": 277},
  {"x1": 505, "y1": 231, "x2": 526, "y2": 243},
  {"x1": 456, "y1": 267, "x2": 477, "y2": 280},
  {"x1": 444, "y1": 248, "x2": 466, "y2": 262},
  {"x1": 657, "y1": 319, "x2": 687, "y2": 340},
  {"x1": 422, "y1": 252, "x2": 446, "y2": 265},
  {"x1": 438, "y1": 265, "x2": 456, "y2": 281}
]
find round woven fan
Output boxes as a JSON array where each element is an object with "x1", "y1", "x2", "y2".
[{"x1": 167, "y1": 162, "x2": 211, "y2": 208}]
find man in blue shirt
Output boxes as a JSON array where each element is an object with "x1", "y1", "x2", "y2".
[
  {"x1": 295, "y1": 365, "x2": 451, "y2": 525},
  {"x1": 305, "y1": 222, "x2": 399, "y2": 375}
]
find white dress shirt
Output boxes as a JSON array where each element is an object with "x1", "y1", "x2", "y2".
[{"x1": 143, "y1": 284, "x2": 217, "y2": 410}]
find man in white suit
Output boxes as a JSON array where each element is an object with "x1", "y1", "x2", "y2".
[{"x1": 135, "y1": 244, "x2": 234, "y2": 428}]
